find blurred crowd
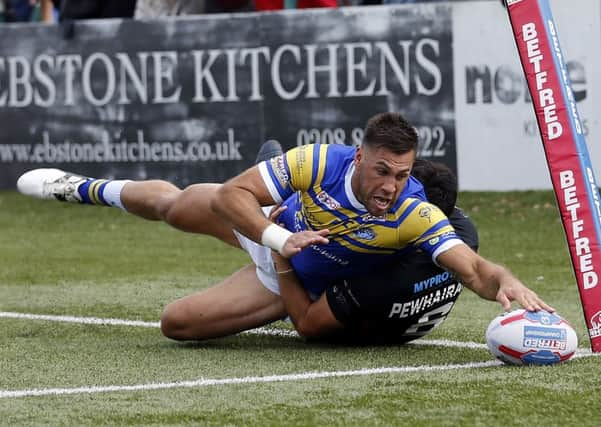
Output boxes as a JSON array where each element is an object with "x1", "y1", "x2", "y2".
[{"x1": 0, "y1": 0, "x2": 502, "y2": 23}]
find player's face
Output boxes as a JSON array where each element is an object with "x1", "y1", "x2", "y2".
[{"x1": 352, "y1": 146, "x2": 415, "y2": 216}]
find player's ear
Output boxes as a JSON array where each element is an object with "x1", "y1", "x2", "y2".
[{"x1": 354, "y1": 146, "x2": 363, "y2": 165}]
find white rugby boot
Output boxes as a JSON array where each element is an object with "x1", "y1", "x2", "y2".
[{"x1": 17, "y1": 168, "x2": 88, "y2": 203}]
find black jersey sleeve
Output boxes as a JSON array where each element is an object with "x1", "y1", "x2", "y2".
[
  {"x1": 324, "y1": 207, "x2": 479, "y2": 343},
  {"x1": 449, "y1": 207, "x2": 479, "y2": 252}
]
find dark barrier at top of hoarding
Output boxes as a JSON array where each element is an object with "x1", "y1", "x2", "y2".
[{"x1": 0, "y1": 5, "x2": 455, "y2": 189}]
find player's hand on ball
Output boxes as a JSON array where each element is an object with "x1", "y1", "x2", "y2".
[
  {"x1": 496, "y1": 278, "x2": 554, "y2": 313},
  {"x1": 281, "y1": 229, "x2": 329, "y2": 258}
]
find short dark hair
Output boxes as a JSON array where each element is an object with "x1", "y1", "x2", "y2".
[
  {"x1": 363, "y1": 112, "x2": 418, "y2": 154},
  {"x1": 411, "y1": 159, "x2": 457, "y2": 216}
]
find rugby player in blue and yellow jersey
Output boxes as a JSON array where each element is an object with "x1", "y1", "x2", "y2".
[
  {"x1": 256, "y1": 142, "x2": 455, "y2": 296},
  {"x1": 17, "y1": 112, "x2": 553, "y2": 341}
]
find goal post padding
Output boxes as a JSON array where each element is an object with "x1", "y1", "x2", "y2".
[{"x1": 506, "y1": 0, "x2": 601, "y2": 352}]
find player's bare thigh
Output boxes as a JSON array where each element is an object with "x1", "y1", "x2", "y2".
[
  {"x1": 160, "y1": 264, "x2": 286, "y2": 341},
  {"x1": 123, "y1": 181, "x2": 239, "y2": 247}
]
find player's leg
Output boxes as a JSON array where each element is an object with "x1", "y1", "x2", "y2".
[
  {"x1": 16, "y1": 170, "x2": 239, "y2": 246},
  {"x1": 160, "y1": 264, "x2": 286, "y2": 340},
  {"x1": 121, "y1": 181, "x2": 239, "y2": 245},
  {"x1": 16, "y1": 140, "x2": 283, "y2": 245}
]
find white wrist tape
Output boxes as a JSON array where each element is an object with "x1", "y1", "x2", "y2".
[{"x1": 261, "y1": 223, "x2": 293, "y2": 254}]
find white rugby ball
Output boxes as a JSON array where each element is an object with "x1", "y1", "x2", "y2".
[{"x1": 485, "y1": 309, "x2": 577, "y2": 365}]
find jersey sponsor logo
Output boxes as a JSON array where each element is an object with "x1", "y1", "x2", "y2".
[
  {"x1": 413, "y1": 271, "x2": 452, "y2": 294},
  {"x1": 309, "y1": 243, "x2": 350, "y2": 266},
  {"x1": 293, "y1": 145, "x2": 309, "y2": 177},
  {"x1": 427, "y1": 231, "x2": 456, "y2": 247},
  {"x1": 388, "y1": 283, "x2": 462, "y2": 318},
  {"x1": 361, "y1": 213, "x2": 386, "y2": 222},
  {"x1": 316, "y1": 190, "x2": 341, "y2": 210},
  {"x1": 296, "y1": 145, "x2": 308, "y2": 163},
  {"x1": 352, "y1": 228, "x2": 376, "y2": 241},
  {"x1": 419, "y1": 206, "x2": 432, "y2": 222},
  {"x1": 523, "y1": 326, "x2": 567, "y2": 350},
  {"x1": 269, "y1": 155, "x2": 289, "y2": 189}
]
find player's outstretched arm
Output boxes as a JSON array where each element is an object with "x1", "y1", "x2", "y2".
[{"x1": 436, "y1": 244, "x2": 554, "y2": 312}]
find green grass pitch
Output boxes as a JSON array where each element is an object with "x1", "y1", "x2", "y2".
[{"x1": 0, "y1": 190, "x2": 600, "y2": 426}]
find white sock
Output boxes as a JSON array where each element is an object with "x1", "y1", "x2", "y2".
[{"x1": 101, "y1": 180, "x2": 131, "y2": 211}]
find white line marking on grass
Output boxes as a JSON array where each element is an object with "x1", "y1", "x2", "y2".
[
  {"x1": 409, "y1": 339, "x2": 488, "y2": 350},
  {"x1": 1, "y1": 353, "x2": 599, "y2": 400},
  {"x1": 0, "y1": 311, "x2": 160, "y2": 328},
  {"x1": 0, "y1": 311, "x2": 297, "y2": 337},
  {"x1": 3, "y1": 352, "x2": 599, "y2": 399},
  {"x1": 572, "y1": 348, "x2": 601, "y2": 359},
  {"x1": 245, "y1": 328, "x2": 299, "y2": 338},
  {"x1": 0, "y1": 360, "x2": 503, "y2": 399}
]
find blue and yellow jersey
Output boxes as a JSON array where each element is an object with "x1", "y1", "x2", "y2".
[{"x1": 258, "y1": 144, "x2": 462, "y2": 295}]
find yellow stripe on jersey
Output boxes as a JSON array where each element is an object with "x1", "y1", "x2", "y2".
[
  {"x1": 314, "y1": 144, "x2": 328, "y2": 186},
  {"x1": 286, "y1": 144, "x2": 316, "y2": 192},
  {"x1": 333, "y1": 200, "x2": 453, "y2": 254},
  {"x1": 413, "y1": 223, "x2": 456, "y2": 246},
  {"x1": 333, "y1": 235, "x2": 397, "y2": 254},
  {"x1": 397, "y1": 201, "x2": 453, "y2": 244},
  {"x1": 300, "y1": 144, "x2": 343, "y2": 231},
  {"x1": 299, "y1": 193, "x2": 338, "y2": 230},
  {"x1": 376, "y1": 197, "x2": 420, "y2": 224}
]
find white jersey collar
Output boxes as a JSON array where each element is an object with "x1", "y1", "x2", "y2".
[{"x1": 345, "y1": 162, "x2": 367, "y2": 211}]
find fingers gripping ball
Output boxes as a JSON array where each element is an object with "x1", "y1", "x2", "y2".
[{"x1": 485, "y1": 309, "x2": 577, "y2": 366}]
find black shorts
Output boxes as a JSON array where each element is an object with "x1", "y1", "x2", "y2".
[{"x1": 322, "y1": 208, "x2": 479, "y2": 344}]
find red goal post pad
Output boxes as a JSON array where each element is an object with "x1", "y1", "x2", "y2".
[{"x1": 506, "y1": 0, "x2": 601, "y2": 351}]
